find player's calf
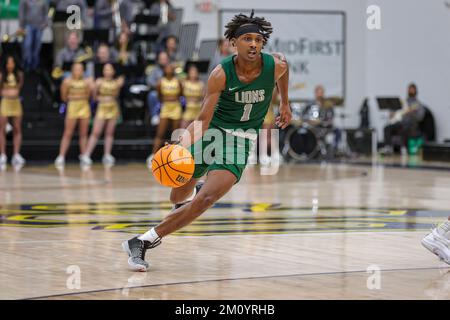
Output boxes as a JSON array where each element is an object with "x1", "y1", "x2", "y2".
[{"x1": 172, "y1": 181, "x2": 204, "y2": 209}]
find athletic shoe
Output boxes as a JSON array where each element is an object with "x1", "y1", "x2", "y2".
[
  {"x1": 122, "y1": 236, "x2": 161, "y2": 272},
  {"x1": 79, "y1": 154, "x2": 92, "y2": 166},
  {"x1": 422, "y1": 221, "x2": 450, "y2": 265},
  {"x1": 54, "y1": 155, "x2": 65, "y2": 168},
  {"x1": 173, "y1": 181, "x2": 204, "y2": 210},
  {"x1": 0, "y1": 154, "x2": 7, "y2": 166},
  {"x1": 11, "y1": 154, "x2": 26, "y2": 166},
  {"x1": 102, "y1": 154, "x2": 115, "y2": 166}
]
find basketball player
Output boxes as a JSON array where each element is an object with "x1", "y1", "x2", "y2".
[
  {"x1": 55, "y1": 63, "x2": 94, "y2": 167},
  {"x1": 123, "y1": 11, "x2": 291, "y2": 271},
  {"x1": 0, "y1": 56, "x2": 26, "y2": 168},
  {"x1": 422, "y1": 218, "x2": 450, "y2": 265},
  {"x1": 80, "y1": 63, "x2": 124, "y2": 166}
]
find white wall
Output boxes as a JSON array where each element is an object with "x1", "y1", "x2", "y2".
[
  {"x1": 366, "y1": 0, "x2": 450, "y2": 142},
  {"x1": 174, "y1": 0, "x2": 450, "y2": 141},
  {"x1": 174, "y1": 0, "x2": 368, "y2": 129}
]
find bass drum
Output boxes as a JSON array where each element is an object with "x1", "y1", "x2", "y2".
[{"x1": 282, "y1": 125, "x2": 319, "y2": 161}]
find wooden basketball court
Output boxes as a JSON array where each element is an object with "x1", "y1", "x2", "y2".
[{"x1": 1, "y1": 160, "x2": 449, "y2": 300}]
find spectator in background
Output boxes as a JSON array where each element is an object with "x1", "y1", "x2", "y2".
[
  {"x1": 53, "y1": 0, "x2": 88, "y2": 58},
  {"x1": 115, "y1": 32, "x2": 137, "y2": 66},
  {"x1": 94, "y1": 0, "x2": 119, "y2": 41},
  {"x1": 85, "y1": 43, "x2": 119, "y2": 78},
  {"x1": 95, "y1": 43, "x2": 119, "y2": 64},
  {"x1": 209, "y1": 39, "x2": 233, "y2": 71},
  {"x1": 383, "y1": 83, "x2": 426, "y2": 154},
  {"x1": 149, "y1": 0, "x2": 177, "y2": 49},
  {"x1": 18, "y1": 0, "x2": 49, "y2": 72},
  {"x1": 163, "y1": 35, "x2": 182, "y2": 63},
  {"x1": 313, "y1": 84, "x2": 340, "y2": 149},
  {"x1": 119, "y1": 0, "x2": 136, "y2": 35},
  {"x1": 314, "y1": 85, "x2": 334, "y2": 111},
  {"x1": 54, "y1": 32, "x2": 88, "y2": 69},
  {"x1": 146, "y1": 51, "x2": 169, "y2": 125}
]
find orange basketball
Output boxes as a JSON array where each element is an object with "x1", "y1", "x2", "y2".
[{"x1": 151, "y1": 144, "x2": 195, "y2": 188}]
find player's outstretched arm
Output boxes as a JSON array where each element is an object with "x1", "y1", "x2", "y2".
[
  {"x1": 272, "y1": 52, "x2": 292, "y2": 129},
  {"x1": 177, "y1": 65, "x2": 226, "y2": 148}
]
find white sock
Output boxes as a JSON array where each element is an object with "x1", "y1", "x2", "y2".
[{"x1": 139, "y1": 227, "x2": 160, "y2": 242}]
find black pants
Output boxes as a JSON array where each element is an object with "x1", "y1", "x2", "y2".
[{"x1": 384, "y1": 120, "x2": 418, "y2": 147}]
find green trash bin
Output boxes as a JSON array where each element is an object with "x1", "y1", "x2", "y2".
[{"x1": 408, "y1": 136, "x2": 424, "y2": 155}]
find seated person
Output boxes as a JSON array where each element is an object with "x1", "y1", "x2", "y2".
[
  {"x1": 146, "y1": 51, "x2": 170, "y2": 125},
  {"x1": 86, "y1": 43, "x2": 119, "y2": 77},
  {"x1": 383, "y1": 83, "x2": 425, "y2": 153},
  {"x1": 209, "y1": 38, "x2": 234, "y2": 72},
  {"x1": 115, "y1": 32, "x2": 137, "y2": 66},
  {"x1": 307, "y1": 85, "x2": 341, "y2": 150},
  {"x1": 52, "y1": 0, "x2": 88, "y2": 57},
  {"x1": 53, "y1": 32, "x2": 88, "y2": 76},
  {"x1": 149, "y1": 0, "x2": 177, "y2": 49},
  {"x1": 310, "y1": 85, "x2": 334, "y2": 127},
  {"x1": 163, "y1": 35, "x2": 183, "y2": 63}
]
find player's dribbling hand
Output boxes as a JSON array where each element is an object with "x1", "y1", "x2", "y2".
[{"x1": 276, "y1": 103, "x2": 292, "y2": 129}]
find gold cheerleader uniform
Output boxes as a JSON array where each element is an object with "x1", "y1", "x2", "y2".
[
  {"x1": 0, "y1": 73, "x2": 23, "y2": 117},
  {"x1": 159, "y1": 77, "x2": 182, "y2": 120},
  {"x1": 67, "y1": 79, "x2": 90, "y2": 120},
  {"x1": 182, "y1": 80, "x2": 203, "y2": 121},
  {"x1": 96, "y1": 79, "x2": 120, "y2": 120}
]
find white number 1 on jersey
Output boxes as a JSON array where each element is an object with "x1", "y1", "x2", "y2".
[{"x1": 240, "y1": 104, "x2": 253, "y2": 121}]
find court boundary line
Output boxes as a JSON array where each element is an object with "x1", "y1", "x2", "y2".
[
  {"x1": 0, "y1": 230, "x2": 432, "y2": 245},
  {"x1": 24, "y1": 266, "x2": 449, "y2": 300}
]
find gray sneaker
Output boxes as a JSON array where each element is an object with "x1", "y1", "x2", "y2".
[{"x1": 122, "y1": 236, "x2": 161, "y2": 272}]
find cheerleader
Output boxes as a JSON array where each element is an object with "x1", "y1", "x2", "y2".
[
  {"x1": 181, "y1": 64, "x2": 204, "y2": 129},
  {"x1": 146, "y1": 63, "x2": 182, "y2": 165},
  {"x1": 55, "y1": 62, "x2": 94, "y2": 167},
  {"x1": 80, "y1": 63, "x2": 124, "y2": 166},
  {"x1": 0, "y1": 56, "x2": 25, "y2": 167}
]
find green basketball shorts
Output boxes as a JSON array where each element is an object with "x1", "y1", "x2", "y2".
[{"x1": 188, "y1": 125, "x2": 255, "y2": 183}]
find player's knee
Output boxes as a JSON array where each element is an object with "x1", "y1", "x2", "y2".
[
  {"x1": 169, "y1": 190, "x2": 183, "y2": 204},
  {"x1": 191, "y1": 193, "x2": 216, "y2": 212}
]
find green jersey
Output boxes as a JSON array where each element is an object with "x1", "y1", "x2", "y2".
[{"x1": 210, "y1": 52, "x2": 275, "y2": 134}]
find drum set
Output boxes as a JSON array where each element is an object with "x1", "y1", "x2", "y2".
[{"x1": 280, "y1": 102, "x2": 337, "y2": 161}]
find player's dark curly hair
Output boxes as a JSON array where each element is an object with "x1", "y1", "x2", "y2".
[{"x1": 224, "y1": 10, "x2": 273, "y2": 45}]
